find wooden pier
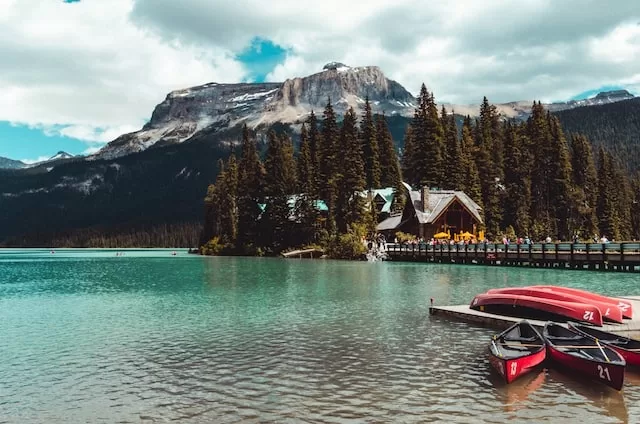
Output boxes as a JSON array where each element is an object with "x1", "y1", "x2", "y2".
[
  {"x1": 282, "y1": 248, "x2": 324, "y2": 259},
  {"x1": 429, "y1": 296, "x2": 640, "y2": 334},
  {"x1": 386, "y1": 242, "x2": 640, "y2": 272}
]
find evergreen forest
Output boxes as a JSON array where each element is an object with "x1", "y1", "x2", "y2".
[{"x1": 202, "y1": 86, "x2": 640, "y2": 257}]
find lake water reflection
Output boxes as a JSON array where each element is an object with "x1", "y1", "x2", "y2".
[{"x1": 0, "y1": 250, "x2": 638, "y2": 423}]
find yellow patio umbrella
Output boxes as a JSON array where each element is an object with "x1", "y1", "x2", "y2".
[
  {"x1": 433, "y1": 232, "x2": 450, "y2": 239},
  {"x1": 459, "y1": 231, "x2": 475, "y2": 239}
]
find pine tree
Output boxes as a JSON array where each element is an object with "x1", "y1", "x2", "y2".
[
  {"x1": 502, "y1": 122, "x2": 531, "y2": 236},
  {"x1": 295, "y1": 124, "x2": 319, "y2": 244},
  {"x1": 307, "y1": 111, "x2": 320, "y2": 200},
  {"x1": 319, "y1": 99, "x2": 340, "y2": 233},
  {"x1": 204, "y1": 155, "x2": 239, "y2": 245},
  {"x1": 361, "y1": 97, "x2": 381, "y2": 189},
  {"x1": 401, "y1": 124, "x2": 416, "y2": 187},
  {"x1": 281, "y1": 133, "x2": 297, "y2": 194},
  {"x1": 262, "y1": 131, "x2": 296, "y2": 251},
  {"x1": 335, "y1": 107, "x2": 366, "y2": 233},
  {"x1": 376, "y1": 114, "x2": 404, "y2": 210},
  {"x1": 237, "y1": 125, "x2": 265, "y2": 250},
  {"x1": 548, "y1": 116, "x2": 575, "y2": 240},
  {"x1": 570, "y1": 134, "x2": 598, "y2": 237},
  {"x1": 475, "y1": 97, "x2": 503, "y2": 238},
  {"x1": 460, "y1": 116, "x2": 482, "y2": 205},
  {"x1": 442, "y1": 107, "x2": 463, "y2": 190},
  {"x1": 408, "y1": 84, "x2": 444, "y2": 189},
  {"x1": 597, "y1": 147, "x2": 620, "y2": 240},
  {"x1": 527, "y1": 101, "x2": 555, "y2": 239},
  {"x1": 297, "y1": 124, "x2": 313, "y2": 194}
]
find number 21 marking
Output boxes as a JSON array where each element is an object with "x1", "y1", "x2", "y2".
[
  {"x1": 583, "y1": 311, "x2": 595, "y2": 321},
  {"x1": 598, "y1": 365, "x2": 611, "y2": 381}
]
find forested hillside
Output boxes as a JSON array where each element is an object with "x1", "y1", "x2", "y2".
[{"x1": 554, "y1": 98, "x2": 640, "y2": 172}]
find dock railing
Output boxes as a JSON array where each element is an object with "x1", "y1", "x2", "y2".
[{"x1": 385, "y1": 242, "x2": 640, "y2": 272}]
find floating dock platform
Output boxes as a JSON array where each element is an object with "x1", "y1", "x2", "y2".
[{"x1": 430, "y1": 296, "x2": 640, "y2": 334}]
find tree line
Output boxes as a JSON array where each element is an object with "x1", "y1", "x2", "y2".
[
  {"x1": 402, "y1": 85, "x2": 639, "y2": 241},
  {"x1": 203, "y1": 86, "x2": 640, "y2": 256}
]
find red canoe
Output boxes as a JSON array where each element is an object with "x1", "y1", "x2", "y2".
[
  {"x1": 529, "y1": 286, "x2": 633, "y2": 319},
  {"x1": 543, "y1": 322, "x2": 625, "y2": 391},
  {"x1": 489, "y1": 320, "x2": 546, "y2": 384},
  {"x1": 487, "y1": 287, "x2": 624, "y2": 324},
  {"x1": 470, "y1": 293, "x2": 604, "y2": 326},
  {"x1": 569, "y1": 323, "x2": 640, "y2": 367}
]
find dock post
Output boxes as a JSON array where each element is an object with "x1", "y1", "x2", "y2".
[{"x1": 570, "y1": 243, "x2": 574, "y2": 268}]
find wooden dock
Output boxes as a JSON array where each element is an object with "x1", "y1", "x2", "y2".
[
  {"x1": 387, "y1": 242, "x2": 640, "y2": 272},
  {"x1": 282, "y1": 248, "x2": 324, "y2": 259},
  {"x1": 429, "y1": 296, "x2": 640, "y2": 334}
]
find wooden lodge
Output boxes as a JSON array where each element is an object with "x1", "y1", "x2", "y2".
[{"x1": 376, "y1": 183, "x2": 483, "y2": 240}]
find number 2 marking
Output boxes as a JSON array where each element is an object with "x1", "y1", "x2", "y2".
[
  {"x1": 583, "y1": 311, "x2": 595, "y2": 321},
  {"x1": 510, "y1": 362, "x2": 517, "y2": 376},
  {"x1": 598, "y1": 365, "x2": 611, "y2": 381}
]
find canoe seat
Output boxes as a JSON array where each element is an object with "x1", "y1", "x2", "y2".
[
  {"x1": 504, "y1": 336, "x2": 538, "y2": 342},
  {"x1": 549, "y1": 335, "x2": 582, "y2": 342}
]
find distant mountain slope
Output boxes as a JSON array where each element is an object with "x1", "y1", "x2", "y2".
[
  {"x1": 0, "y1": 156, "x2": 26, "y2": 169},
  {"x1": 554, "y1": 97, "x2": 640, "y2": 172}
]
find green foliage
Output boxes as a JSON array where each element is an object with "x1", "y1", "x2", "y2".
[
  {"x1": 407, "y1": 84, "x2": 444, "y2": 189},
  {"x1": 361, "y1": 97, "x2": 381, "y2": 189},
  {"x1": 395, "y1": 231, "x2": 414, "y2": 243},
  {"x1": 335, "y1": 107, "x2": 366, "y2": 233},
  {"x1": 200, "y1": 236, "x2": 229, "y2": 256},
  {"x1": 325, "y1": 225, "x2": 367, "y2": 260}
]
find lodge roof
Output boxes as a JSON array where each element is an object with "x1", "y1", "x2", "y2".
[{"x1": 376, "y1": 183, "x2": 483, "y2": 232}]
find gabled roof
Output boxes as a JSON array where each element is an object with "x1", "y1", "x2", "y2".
[
  {"x1": 377, "y1": 183, "x2": 483, "y2": 231},
  {"x1": 421, "y1": 190, "x2": 483, "y2": 224}
]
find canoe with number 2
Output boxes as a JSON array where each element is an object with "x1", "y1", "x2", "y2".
[{"x1": 529, "y1": 286, "x2": 633, "y2": 319}]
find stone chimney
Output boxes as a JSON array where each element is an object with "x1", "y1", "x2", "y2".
[{"x1": 421, "y1": 186, "x2": 430, "y2": 213}]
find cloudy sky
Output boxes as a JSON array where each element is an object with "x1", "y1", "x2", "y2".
[{"x1": 1, "y1": 0, "x2": 639, "y2": 162}]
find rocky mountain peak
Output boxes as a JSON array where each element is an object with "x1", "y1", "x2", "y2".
[
  {"x1": 96, "y1": 64, "x2": 416, "y2": 160},
  {"x1": 594, "y1": 89, "x2": 633, "y2": 100}
]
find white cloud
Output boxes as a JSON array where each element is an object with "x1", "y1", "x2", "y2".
[
  {"x1": 132, "y1": 0, "x2": 640, "y2": 104},
  {"x1": 20, "y1": 156, "x2": 50, "y2": 165},
  {"x1": 0, "y1": 0, "x2": 247, "y2": 145},
  {"x1": 1, "y1": 0, "x2": 640, "y2": 151}
]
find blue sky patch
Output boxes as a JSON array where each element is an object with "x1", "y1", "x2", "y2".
[
  {"x1": 0, "y1": 121, "x2": 90, "y2": 162},
  {"x1": 236, "y1": 37, "x2": 288, "y2": 82}
]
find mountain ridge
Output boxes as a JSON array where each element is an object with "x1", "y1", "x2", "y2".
[{"x1": 92, "y1": 64, "x2": 635, "y2": 160}]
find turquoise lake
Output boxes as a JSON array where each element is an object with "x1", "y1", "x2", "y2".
[{"x1": 1, "y1": 249, "x2": 639, "y2": 423}]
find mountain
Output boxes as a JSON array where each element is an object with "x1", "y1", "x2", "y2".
[
  {"x1": 94, "y1": 61, "x2": 634, "y2": 160},
  {"x1": 0, "y1": 157, "x2": 26, "y2": 169},
  {"x1": 96, "y1": 64, "x2": 415, "y2": 160},
  {"x1": 0, "y1": 63, "x2": 637, "y2": 247},
  {"x1": 554, "y1": 97, "x2": 640, "y2": 172},
  {"x1": 47, "y1": 151, "x2": 74, "y2": 162}
]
